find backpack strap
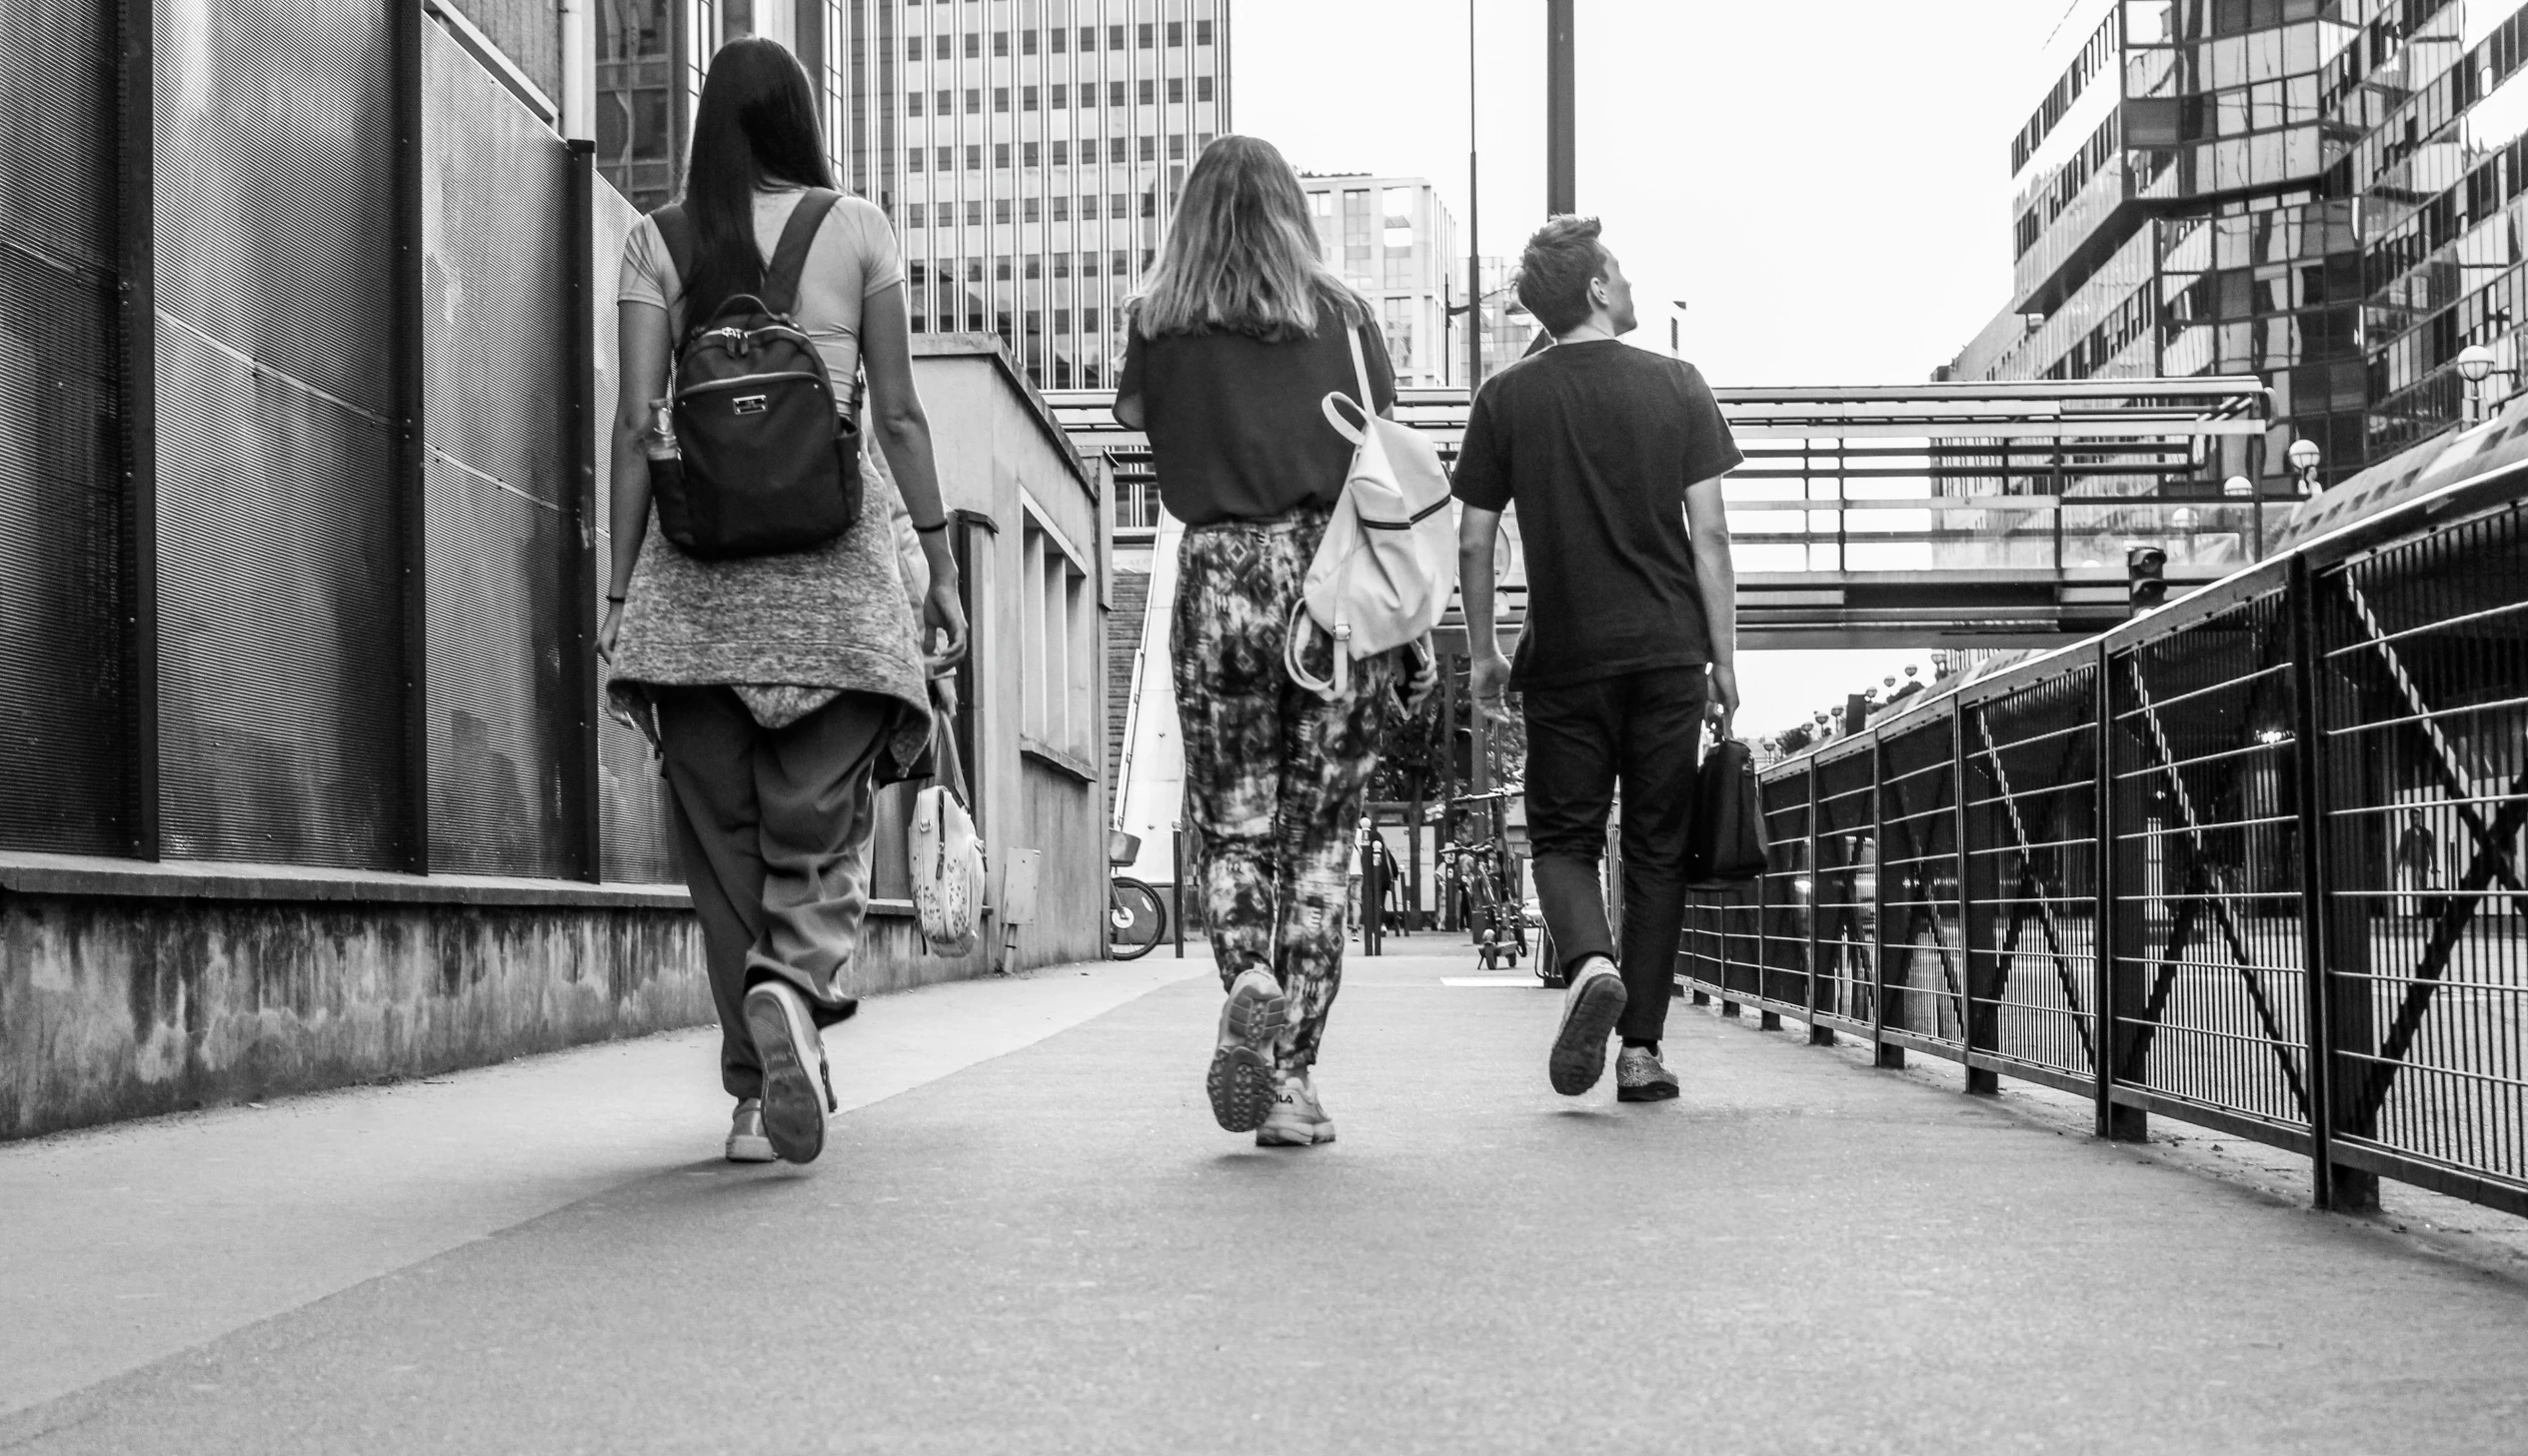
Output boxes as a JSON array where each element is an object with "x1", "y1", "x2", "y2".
[
  {"x1": 762, "y1": 188, "x2": 842, "y2": 317},
  {"x1": 646, "y1": 189, "x2": 840, "y2": 318}
]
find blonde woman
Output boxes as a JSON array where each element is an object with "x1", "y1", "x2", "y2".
[{"x1": 1114, "y1": 137, "x2": 1436, "y2": 1146}]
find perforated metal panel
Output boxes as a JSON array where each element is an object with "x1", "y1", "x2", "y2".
[
  {"x1": 154, "y1": 0, "x2": 412, "y2": 867},
  {"x1": 421, "y1": 19, "x2": 574, "y2": 878},
  {"x1": 0, "y1": 0, "x2": 129, "y2": 852}
]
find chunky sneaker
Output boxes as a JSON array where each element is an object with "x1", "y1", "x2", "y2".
[
  {"x1": 1207, "y1": 967, "x2": 1287, "y2": 1132},
  {"x1": 1548, "y1": 956, "x2": 1629, "y2": 1095},
  {"x1": 1615, "y1": 1045, "x2": 1681, "y2": 1102},
  {"x1": 743, "y1": 980, "x2": 835, "y2": 1164},
  {"x1": 725, "y1": 1097, "x2": 776, "y2": 1162},
  {"x1": 1257, "y1": 1071, "x2": 1336, "y2": 1147}
]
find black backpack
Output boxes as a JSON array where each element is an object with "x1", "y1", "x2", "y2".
[{"x1": 649, "y1": 188, "x2": 863, "y2": 560}]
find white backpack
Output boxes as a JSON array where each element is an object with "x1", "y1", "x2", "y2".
[
  {"x1": 910, "y1": 709, "x2": 986, "y2": 957},
  {"x1": 1284, "y1": 327, "x2": 1458, "y2": 699}
]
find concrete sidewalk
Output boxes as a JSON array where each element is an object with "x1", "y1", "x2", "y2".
[{"x1": 6, "y1": 948, "x2": 2528, "y2": 1454}]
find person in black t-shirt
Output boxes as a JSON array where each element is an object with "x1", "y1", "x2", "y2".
[
  {"x1": 1114, "y1": 136, "x2": 1437, "y2": 1148},
  {"x1": 1452, "y1": 216, "x2": 1743, "y2": 1103}
]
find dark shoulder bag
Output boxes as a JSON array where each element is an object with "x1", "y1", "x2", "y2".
[
  {"x1": 649, "y1": 189, "x2": 864, "y2": 560},
  {"x1": 1685, "y1": 736, "x2": 1771, "y2": 890}
]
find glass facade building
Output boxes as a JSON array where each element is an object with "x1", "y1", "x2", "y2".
[
  {"x1": 1950, "y1": 0, "x2": 2528, "y2": 487},
  {"x1": 597, "y1": 0, "x2": 1231, "y2": 390},
  {"x1": 1297, "y1": 175, "x2": 1458, "y2": 386}
]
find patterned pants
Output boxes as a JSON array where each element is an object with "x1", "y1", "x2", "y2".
[{"x1": 1173, "y1": 508, "x2": 1398, "y2": 1072}]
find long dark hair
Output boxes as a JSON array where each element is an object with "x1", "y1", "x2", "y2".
[{"x1": 679, "y1": 39, "x2": 835, "y2": 325}]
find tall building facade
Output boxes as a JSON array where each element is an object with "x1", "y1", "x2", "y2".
[
  {"x1": 1949, "y1": 0, "x2": 2528, "y2": 487},
  {"x1": 1296, "y1": 175, "x2": 1458, "y2": 386},
  {"x1": 596, "y1": 0, "x2": 1230, "y2": 390}
]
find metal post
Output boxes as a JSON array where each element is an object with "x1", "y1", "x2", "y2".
[
  {"x1": 393, "y1": 0, "x2": 431, "y2": 875},
  {"x1": 1957, "y1": 703, "x2": 1998, "y2": 1092},
  {"x1": 1545, "y1": 0, "x2": 1575, "y2": 215},
  {"x1": 1172, "y1": 823, "x2": 1185, "y2": 957},
  {"x1": 563, "y1": 137, "x2": 602, "y2": 882},
  {"x1": 2287, "y1": 555, "x2": 2379, "y2": 1211},
  {"x1": 115, "y1": 0, "x2": 159, "y2": 862},
  {"x1": 2097, "y1": 640, "x2": 2147, "y2": 1140}
]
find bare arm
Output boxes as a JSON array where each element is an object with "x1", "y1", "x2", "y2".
[
  {"x1": 1457, "y1": 504, "x2": 1511, "y2": 721},
  {"x1": 1684, "y1": 472, "x2": 1738, "y2": 728},
  {"x1": 861, "y1": 281, "x2": 968, "y2": 666},
  {"x1": 599, "y1": 301, "x2": 673, "y2": 658}
]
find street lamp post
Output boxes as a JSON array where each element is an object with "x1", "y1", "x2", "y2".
[
  {"x1": 1466, "y1": 0, "x2": 1482, "y2": 399},
  {"x1": 2287, "y1": 438, "x2": 2323, "y2": 498},
  {"x1": 2457, "y1": 343, "x2": 2515, "y2": 423}
]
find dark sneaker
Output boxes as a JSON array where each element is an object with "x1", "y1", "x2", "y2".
[
  {"x1": 725, "y1": 1097, "x2": 776, "y2": 1162},
  {"x1": 744, "y1": 980, "x2": 833, "y2": 1164},
  {"x1": 1257, "y1": 1070, "x2": 1335, "y2": 1147},
  {"x1": 1615, "y1": 1045, "x2": 1680, "y2": 1102},
  {"x1": 1548, "y1": 956, "x2": 1628, "y2": 1095},
  {"x1": 1207, "y1": 967, "x2": 1287, "y2": 1132}
]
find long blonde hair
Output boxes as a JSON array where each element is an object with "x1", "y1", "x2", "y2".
[{"x1": 1130, "y1": 135, "x2": 1367, "y2": 341}]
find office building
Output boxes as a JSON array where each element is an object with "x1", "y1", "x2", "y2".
[
  {"x1": 1948, "y1": 0, "x2": 2528, "y2": 488},
  {"x1": 596, "y1": 0, "x2": 1231, "y2": 391},
  {"x1": 1296, "y1": 174, "x2": 1459, "y2": 386}
]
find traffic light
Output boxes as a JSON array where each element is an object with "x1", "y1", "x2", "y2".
[{"x1": 2127, "y1": 545, "x2": 2169, "y2": 614}]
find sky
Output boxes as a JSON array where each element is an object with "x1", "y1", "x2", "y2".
[{"x1": 1233, "y1": 0, "x2": 2084, "y2": 735}]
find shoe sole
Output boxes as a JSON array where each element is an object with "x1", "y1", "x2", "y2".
[
  {"x1": 745, "y1": 986, "x2": 828, "y2": 1164},
  {"x1": 1615, "y1": 1081, "x2": 1680, "y2": 1103},
  {"x1": 1207, "y1": 983, "x2": 1287, "y2": 1133},
  {"x1": 725, "y1": 1136, "x2": 777, "y2": 1163},
  {"x1": 1549, "y1": 973, "x2": 1629, "y2": 1095}
]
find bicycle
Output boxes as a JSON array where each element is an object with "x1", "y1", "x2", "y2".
[
  {"x1": 1437, "y1": 830, "x2": 1527, "y2": 970},
  {"x1": 1106, "y1": 830, "x2": 1169, "y2": 960}
]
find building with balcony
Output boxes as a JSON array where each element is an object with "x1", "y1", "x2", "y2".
[
  {"x1": 596, "y1": 0, "x2": 1230, "y2": 393},
  {"x1": 1947, "y1": 0, "x2": 2528, "y2": 489}
]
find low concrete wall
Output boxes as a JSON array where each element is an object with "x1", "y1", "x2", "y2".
[{"x1": 0, "y1": 854, "x2": 998, "y2": 1141}]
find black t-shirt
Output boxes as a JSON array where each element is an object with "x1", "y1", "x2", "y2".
[
  {"x1": 1450, "y1": 341, "x2": 1743, "y2": 690},
  {"x1": 1117, "y1": 306, "x2": 1397, "y2": 526}
]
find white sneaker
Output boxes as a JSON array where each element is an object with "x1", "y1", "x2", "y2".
[
  {"x1": 725, "y1": 1098, "x2": 776, "y2": 1162},
  {"x1": 1257, "y1": 1071, "x2": 1335, "y2": 1147},
  {"x1": 1548, "y1": 956, "x2": 1628, "y2": 1095},
  {"x1": 1207, "y1": 967, "x2": 1287, "y2": 1132},
  {"x1": 743, "y1": 981, "x2": 833, "y2": 1164}
]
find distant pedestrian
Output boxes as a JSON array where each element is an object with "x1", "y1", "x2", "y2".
[
  {"x1": 1114, "y1": 136, "x2": 1437, "y2": 1146},
  {"x1": 602, "y1": 39, "x2": 967, "y2": 1166},
  {"x1": 1453, "y1": 216, "x2": 1743, "y2": 1102}
]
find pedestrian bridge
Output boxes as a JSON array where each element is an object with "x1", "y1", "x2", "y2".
[{"x1": 1050, "y1": 376, "x2": 2283, "y2": 648}]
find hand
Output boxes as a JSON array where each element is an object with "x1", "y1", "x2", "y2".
[
  {"x1": 598, "y1": 601, "x2": 624, "y2": 663},
  {"x1": 1469, "y1": 649, "x2": 1515, "y2": 727},
  {"x1": 924, "y1": 575, "x2": 970, "y2": 668},
  {"x1": 1707, "y1": 661, "x2": 1740, "y2": 739},
  {"x1": 1400, "y1": 638, "x2": 1440, "y2": 715}
]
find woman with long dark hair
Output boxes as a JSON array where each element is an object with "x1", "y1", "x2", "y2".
[
  {"x1": 1116, "y1": 136, "x2": 1435, "y2": 1147},
  {"x1": 603, "y1": 39, "x2": 966, "y2": 1167}
]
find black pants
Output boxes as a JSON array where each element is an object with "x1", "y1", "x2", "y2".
[{"x1": 1522, "y1": 667, "x2": 1708, "y2": 1045}]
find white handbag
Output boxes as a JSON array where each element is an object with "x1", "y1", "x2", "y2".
[
  {"x1": 910, "y1": 708, "x2": 986, "y2": 957},
  {"x1": 1285, "y1": 326, "x2": 1457, "y2": 699}
]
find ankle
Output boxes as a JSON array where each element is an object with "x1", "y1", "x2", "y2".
[{"x1": 1623, "y1": 1039, "x2": 1659, "y2": 1055}]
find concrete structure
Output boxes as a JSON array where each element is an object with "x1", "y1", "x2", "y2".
[
  {"x1": 593, "y1": 0, "x2": 1232, "y2": 392},
  {"x1": 0, "y1": 3, "x2": 1109, "y2": 1141},
  {"x1": 7, "y1": 949, "x2": 2528, "y2": 1449},
  {"x1": 1947, "y1": 0, "x2": 2528, "y2": 491},
  {"x1": 1297, "y1": 173, "x2": 1459, "y2": 387}
]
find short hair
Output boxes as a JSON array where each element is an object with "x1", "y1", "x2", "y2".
[{"x1": 1514, "y1": 216, "x2": 1606, "y2": 336}]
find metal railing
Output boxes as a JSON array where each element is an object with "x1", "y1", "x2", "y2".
[{"x1": 1680, "y1": 442, "x2": 2528, "y2": 1218}]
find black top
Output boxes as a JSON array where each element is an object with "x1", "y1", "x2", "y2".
[
  {"x1": 1118, "y1": 306, "x2": 1398, "y2": 526},
  {"x1": 1451, "y1": 341, "x2": 1743, "y2": 690}
]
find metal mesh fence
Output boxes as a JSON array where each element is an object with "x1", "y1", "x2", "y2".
[
  {"x1": 1734, "y1": 473, "x2": 2528, "y2": 1215},
  {"x1": 2107, "y1": 588, "x2": 2313, "y2": 1137},
  {"x1": 0, "y1": 0, "x2": 127, "y2": 854},
  {"x1": 2314, "y1": 502, "x2": 2528, "y2": 1194},
  {"x1": 1961, "y1": 664, "x2": 2100, "y2": 1086},
  {"x1": 1877, "y1": 713, "x2": 1965, "y2": 1048}
]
